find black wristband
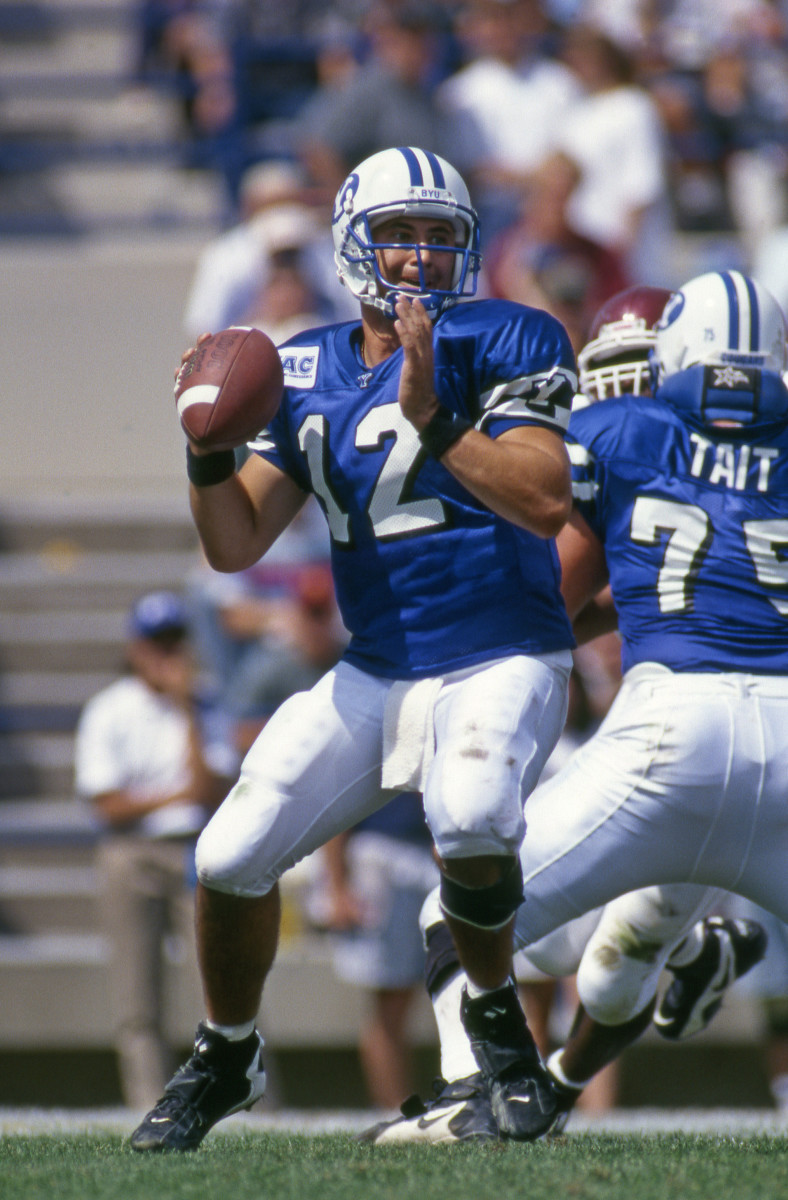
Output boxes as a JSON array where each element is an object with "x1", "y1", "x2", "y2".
[
  {"x1": 186, "y1": 444, "x2": 236, "y2": 487},
  {"x1": 418, "y1": 406, "x2": 473, "y2": 459}
]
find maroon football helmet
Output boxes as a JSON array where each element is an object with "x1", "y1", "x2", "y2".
[{"x1": 578, "y1": 285, "x2": 673, "y2": 401}]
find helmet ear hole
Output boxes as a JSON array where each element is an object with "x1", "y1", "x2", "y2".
[{"x1": 332, "y1": 147, "x2": 482, "y2": 320}]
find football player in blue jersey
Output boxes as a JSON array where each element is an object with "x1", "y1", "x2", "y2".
[
  {"x1": 131, "y1": 146, "x2": 581, "y2": 1151},
  {"x1": 362, "y1": 270, "x2": 786, "y2": 1143}
]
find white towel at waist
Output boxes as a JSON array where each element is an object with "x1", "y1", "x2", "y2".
[{"x1": 381, "y1": 676, "x2": 443, "y2": 792}]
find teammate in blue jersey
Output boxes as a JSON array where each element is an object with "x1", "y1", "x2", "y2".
[
  {"x1": 131, "y1": 146, "x2": 579, "y2": 1151},
  {"x1": 363, "y1": 270, "x2": 787, "y2": 1143}
]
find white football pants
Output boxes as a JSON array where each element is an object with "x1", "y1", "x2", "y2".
[
  {"x1": 196, "y1": 653, "x2": 570, "y2": 896},
  {"x1": 420, "y1": 660, "x2": 788, "y2": 1023}
]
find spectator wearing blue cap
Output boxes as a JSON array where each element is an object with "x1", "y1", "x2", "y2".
[{"x1": 74, "y1": 591, "x2": 238, "y2": 1109}]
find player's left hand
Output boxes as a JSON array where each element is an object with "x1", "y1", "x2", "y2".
[
  {"x1": 174, "y1": 331, "x2": 213, "y2": 383},
  {"x1": 394, "y1": 297, "x2": 439, "y2": 431}
]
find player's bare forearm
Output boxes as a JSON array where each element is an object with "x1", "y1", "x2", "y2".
[
  {"x1": 557, "y1": 510, "x2": 610, "y2": 619},
  {"x1": 441, "y1": 424, "x2": 572, "y2": 537},
  {"x1": 189, "y1": 452, "x2": 306, "y2": 573}
]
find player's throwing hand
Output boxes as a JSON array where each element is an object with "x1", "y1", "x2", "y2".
[{"x1": 395, "y1": 297, "x2": 439, "y2": 432}]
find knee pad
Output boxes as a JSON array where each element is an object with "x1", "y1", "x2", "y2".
[
  {"x1": 439, "y1": 858, "x2": 523, "y2": 931},
  {"x1": 419, "y1": 886, "x2": 444, "y2": 939},
  {"x1": 577, "y1": 935, "x2": 665, "y2": 1025}
]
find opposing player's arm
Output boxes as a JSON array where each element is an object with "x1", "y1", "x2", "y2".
[
  {"x1": 188, "y1": 450, "x2": 308, "y2": 574},
  {"x1": 556, "y1": 509, "x2": 611, "y2": 624}
]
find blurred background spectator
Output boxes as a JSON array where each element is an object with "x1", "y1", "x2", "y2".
[
  {"x1": 311, "y1": 793, "x2": 441, "y2": 1110},
  {"x1": 436, "y1": 0, "x2": 581, "y2": 239},
  {"x1": 483, "y1": 150, "x2": 631, "y2": 351},
  {"x1": 132, "y1": 1, "x2": 246, "y2": 210},
  {"x1": 751, "y1": 221, "x2": 788, "y2": 317},
  {"x1": 182, "y1": 158, "x2": 356, "y2": 341},
  {"x1": 224, "y1": 563, "x2": 346, "y2": 756},
  {"x1": 291, "y1": 2, "x2": 460, "y2": 196},
  {"x1": 185, "y1": 498, "x2": 332, "y2": 722},
  {"x1": 73, "y1": 591, "x2": 237, "y2": 1109},
  {"x1": 552, "y1": 23, "x2": 676, "y2": 286}
]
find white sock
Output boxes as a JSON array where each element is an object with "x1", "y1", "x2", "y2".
[
  {"x1": 464, "y1": 976, "x2": 511, "y2": 1000},
  {"x1": 546, "y1": 1048, "x2": 590, "y2": 1091},
  {"x1": 204, "y1": 1018, "x2": 256, "y2": 1042},
  {"x1": 433, "y1": 972, "x2": 480, "y2": 1082}
]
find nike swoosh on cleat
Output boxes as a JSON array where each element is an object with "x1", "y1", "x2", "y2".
[
  {"x1": 414, "y1": 1101, "x2": 470, "y2": 1139},
  {"x1": 418, "y1": 1101, "x2": 467, "y2": 1128},
  {"x1": 241, "y1": 1050, "x2": 267, "y2": 1105}
]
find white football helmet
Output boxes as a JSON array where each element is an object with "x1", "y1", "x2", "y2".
[
  {"x1": 578, "y1": 285, "x2": 673, "y2": 400},
  {"x1": 652, "y1": 269, "x2": 788, "y2": 385},
  {"x1": 331, "y1": 146, "x2": 481, "y2": 320}
]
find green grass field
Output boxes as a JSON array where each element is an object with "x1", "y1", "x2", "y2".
[{"x1": 2, "y1": 1131, "x2": 788, "y2": 1200}]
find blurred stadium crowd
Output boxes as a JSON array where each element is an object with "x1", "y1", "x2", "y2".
[
  {"x1": 5, "y1": 0, "x2": 788, "y2": 309},
  {"x1": 129, "y1": 0, "x2": 788, "y2": 229}
]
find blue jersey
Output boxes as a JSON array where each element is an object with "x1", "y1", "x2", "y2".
[
  {"x1": 251, "y1": 298, "x2": 577, "y2": 678},
  {"x1": 568, "y1": 389, "x2": 788, "y2": 674}
]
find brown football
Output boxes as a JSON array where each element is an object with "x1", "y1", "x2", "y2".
[{"x1": 175, "y1": 326, "x2": 284, "y2": 451}]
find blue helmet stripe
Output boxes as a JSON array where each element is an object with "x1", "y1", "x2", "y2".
[
  {"x1": 424, "y1": 150, "x2": 446, "y2": 189},
  {"x1": 743, "y1": 272, "x2": 760, "y2": 350},
  {"x1": 398, "y1": 146, "x2": 423, "y2": 186},
  {"x1": 720, "y1": 271, "x2": 740, "y2": 349}
]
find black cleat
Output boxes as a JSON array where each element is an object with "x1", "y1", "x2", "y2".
[
  {"x1": 654, "y1": 917, "x2": 768, "y2": 1041},
  {"x1": 357, "y1": 1073, "x2": 499, "y2": 1144},
  {"x1": 460, "y1": 982, "x2": 558, "y2": 1141},
  {"x1": 129, "y1": 1023, "x2": 266, "y2": 1152}
]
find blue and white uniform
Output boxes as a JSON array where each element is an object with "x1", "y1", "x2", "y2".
[
  {"x1": 195, "y1": 299, "x2": 577, "y2": 896},
  {"x1": 252, "y1": 300, "x2": 575, "y2": 677},
  {"x1": 509, "y1": 373, "x2": 788, "y2": 959},
  {"x1": 572, "y1": 389, "x2": 788, "y2": 676}
]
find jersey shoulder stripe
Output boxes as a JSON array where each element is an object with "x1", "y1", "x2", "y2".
[{"x1": 437, "y1": 299, "x2": 578, "y2": 434}]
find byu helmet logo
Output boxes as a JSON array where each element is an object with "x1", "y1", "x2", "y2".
[{"x1": 333, "y1": 174, "x2": 359, "y2": 226}]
